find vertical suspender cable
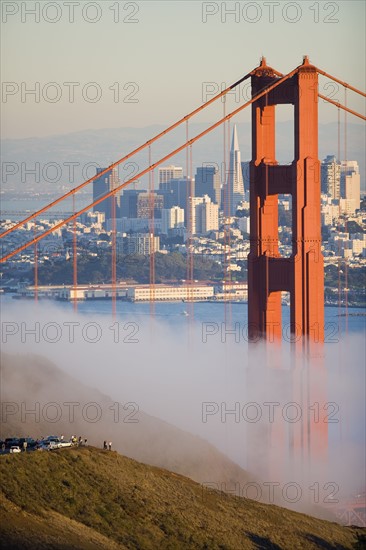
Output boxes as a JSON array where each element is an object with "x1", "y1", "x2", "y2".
[
  {"x1": 227, "y1": 116, "x2": 232, "y2": 328},
  {"x1": 34, "y1": 224, "x2": 38, "y2": 303},
  {"x1": 336, "y1": 101, "x2": 343, "y2": 451},
  {"x1": 189, "y1": 143, "x2": 194, "y2": 323},
  {"x1": 111, "y1": 184, "x2": 117, "y2": 320},
  {"x1": 223, "y1": 100, "x2": 228, "y2": 327},
  {"x1": 344, "y1": 88, "x2": 348, "y2": 335},
  {"x1": 337, "y1": 104, "x2": 342, "y2": 329},
  {"x1": 73, "y1": 195, "x2": 78, "y2": 313},
  {"x1": 149, "y1": 145, "x2": 155, "y2": 319},
  {"x1": 186, "y1": 120, "x2": 192, "y2": 307}
]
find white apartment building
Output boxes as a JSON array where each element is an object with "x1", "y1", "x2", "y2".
[
  {"x1": 340, "y1": 160, "x2": 361, "y2": 213},
  {"x1": 161, "y1": 206, "x2": 185, "y2": 234},
  {"x1": 190, "y1": 195, "x2": 219, "y2": 235}
]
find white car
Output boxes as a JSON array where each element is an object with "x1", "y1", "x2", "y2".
[
  {"x1": 48, "y1": 439, "x2": 61, "y2": 450},
  {"x1": 10, "y1": 446, "x2": 21, "y2": 454},
  {"x1": 58, "y1": 441, "x2": 72, "y2": 448}
]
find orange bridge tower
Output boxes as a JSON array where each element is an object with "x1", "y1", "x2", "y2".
[{"x1": 248, "y1": 56, "x2": 324, "y2": 344}]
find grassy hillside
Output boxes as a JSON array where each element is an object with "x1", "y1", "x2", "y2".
[{"x1": 0, "y1": 447, "x2": 364, "y2": 550}]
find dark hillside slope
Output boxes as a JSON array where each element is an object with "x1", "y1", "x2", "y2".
[{"x1": 0, "y1": 447, "x2": 364, "y2": 550}]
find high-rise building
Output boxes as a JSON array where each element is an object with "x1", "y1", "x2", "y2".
[
  {"x1": 161, "y1": 206, "x2": 185, "y2": 234},
  {"x1": 93, "y1": 167, "x2": 120, "y2": 220},
  {"x1": 120, "y1": 189, "x2": 145, "y2": 218},
  {"x1": 190, "y1": 195, "x2": 219, "y2": 235},
  {"x1": 136, "y1": 192, "x2": 164, "y2": 219},
  {"x1": 162, "y1": 177, "x2": 195, "y2": 215},
  {"x1": 156, "y1": 189, "x2": 174, "y2": 209},
  {"x1": 195, "y1": 166, "x2": 221, "y2": 206},
  {"x1": 321, "y1": 155, "x2": 340, "y2": 199},
  {"x1": 223, "y1": 125, "x2": 245, "y2": 216},
  {"x1": 340, "y1": 160, "x2": 360, "y2": 212},
  {"x1": 200, "y1": 199, "x2": 219, "y2": 234},
  {"x1": 159, "y1": 165, "x2": 184, "y2": 189}
]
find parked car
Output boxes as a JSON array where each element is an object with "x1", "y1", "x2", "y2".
[
  {"x1": 9, "y1": 446, "x2": 21, "y2": 454},
  {"x1": 58, "y1": 440, "x2": 72, "y2": 448},
  {"x1": 48, "y1": 440, "x2": 61, "y2": 450},
  {"x1": 37, "y1": 441, "x2": 51, "y2": 451},
  {"x1": 5, "y1": 438, "x2": 19, "y2": 449}
]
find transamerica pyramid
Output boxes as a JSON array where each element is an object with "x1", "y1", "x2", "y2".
[{"x1": 223, "y1": 124, "x2": 245, "y2": 216}]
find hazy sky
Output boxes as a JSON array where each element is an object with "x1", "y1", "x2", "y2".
[{"x1": 1, "y1": 0, "x2": 365, "y2": 138}]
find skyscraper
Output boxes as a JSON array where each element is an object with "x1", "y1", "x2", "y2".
[
  {"x1": 136, "y1": 192, "x2": 164, "y2": 219},
  {"x1": 164, "y1": 177, "x2": 195, "y2": 217},
  {"x1": 340, "y1": 160, "x2": 360, "y2": 212},
  {"x1": 159, "y1": 165, "x2": 184, "y2": 189},
  {"x1": 161, "y1": 206, "x2": 185, "y2": 235},
  {"x1": 190, "y1": 195, "x2": 219, "y2": 235},
  {"x1": 321, "y1": 155, "x2": 340, "y2": 199},
  {"x1": 120, "y1": 189, "x2": 145, "y2": 218},
  {"x1": 195, "y1": 166, "x2": 221, "y2": 206},
  {"x1": 93, "y1": 167, "x2": 120, "y2": 220},
  {"x1": 223, "y1": 125, "x2": 245, "y2": 216}
]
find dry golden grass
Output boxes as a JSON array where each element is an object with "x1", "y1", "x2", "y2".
[{"x1": 0, "y1": 447, "x2": 364, "y2": 549}]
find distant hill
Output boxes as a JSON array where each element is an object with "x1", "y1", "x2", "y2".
[
  {"x1": 2, "y1": 122, "x2": 365, "y2": 195},
  {"x1": 0, "y1": 447, "x2": 364, "y2": 550}
]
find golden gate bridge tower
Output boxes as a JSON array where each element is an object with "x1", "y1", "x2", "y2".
[{"x1": 248, "y1": 56, "x2": 324, "y2": 344}]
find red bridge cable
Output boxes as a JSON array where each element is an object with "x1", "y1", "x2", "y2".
[
  {"x1": 344, "y1": 88, "x2": 348, "y2": 336},
  {"x1": 34, "y1": 225, "x2": 38, "y2": 303},
  {"x1": 148, "y1": 145, "x2": 155, "y2": 317},
  {"x1": 318, "y1": 94, "x2": 366, "y2": 121},
  {"x1": 73, "y1": 195, "x2": 78, "y2": 313},
  {"x1": 111, "y1": 193, "x2": 117, "y2": 319},
  {"x1": 316, "y1": 68, "x2": 366, "y2": 97},
  {"x1": 0, "y1": 72, "x2": 254, "y2": 240},
  {"x1": 0, "y1": 66, "x2": 301, "y2": 263}
]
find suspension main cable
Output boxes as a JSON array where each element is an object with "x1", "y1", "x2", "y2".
[
  {"x1": 317, "y1": 68, "x2": 366, "y2": 97},
  {"x1": 0, "y1": 72, "x2": 254, "y2": 239},
  {"x1": 318, "y1": 94, "x2": 366, "y2": 121},
  {"x1": 1, "y1": 66, "x2": 300, "y2": 264}
]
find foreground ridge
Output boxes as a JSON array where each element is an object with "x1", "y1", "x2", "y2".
[{"x1": 0, "y1": 446, "x2": 364, "y2": 550}]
